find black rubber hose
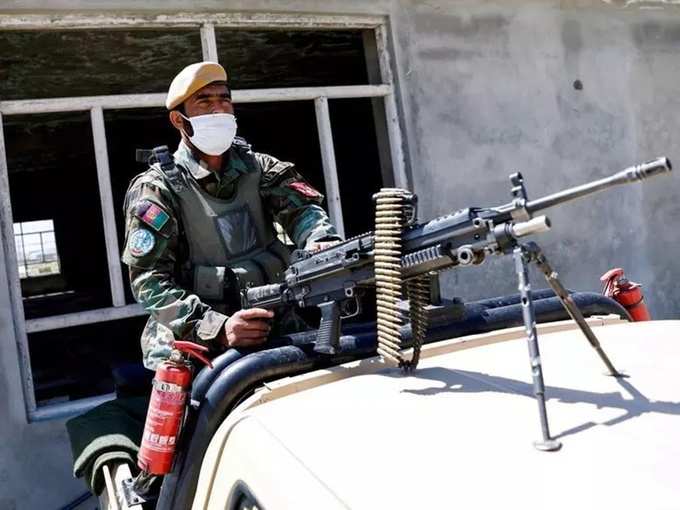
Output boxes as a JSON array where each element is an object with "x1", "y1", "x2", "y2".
[
  {"x1": 468, "y1": 288, "x2": 558, "y2": 309},
  {"x1": 190, "y1": 289, "x2": 617, "y2": 398},
  {"x1": 191, "y1": 322, "x2": 378, "y2": 402},
  {"x1": 417, "y1": 292, "x2": 630, "y2": 343},
  {"x1": 191, "y1": 348, "x2": 246, "y2": 403}
]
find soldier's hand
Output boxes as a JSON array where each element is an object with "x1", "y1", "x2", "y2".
[{"x1": 223, "y1": 308, "x2": 274, "y2": 347}]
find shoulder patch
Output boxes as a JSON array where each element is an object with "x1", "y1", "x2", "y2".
[
  {"x1": 287, "y1": 181, "x2": 322, "y2": 198},
  {"x1": 128, "y1": 228, "x2": 156, "y2": 257},
  {"x1": 135, "y1": 200, "x2": 170, "y2": 231}
]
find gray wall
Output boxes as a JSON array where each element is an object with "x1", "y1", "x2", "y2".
[
  {"x1": 397, "y1": 1, "x2": 680, "y2": 318},
  {"x1": 0, "y1": 238, "x2": 92, "y2": 508},
  {"x1": 1, "y1": 1, "x2": 679, "y2": 508}
]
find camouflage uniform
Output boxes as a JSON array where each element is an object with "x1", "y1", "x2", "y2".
[{"x1": 122, "y1": 139, "x2": 340, "y2": 369}]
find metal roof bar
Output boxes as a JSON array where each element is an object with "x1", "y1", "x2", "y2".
[
  {"x1": 0, "y1": 12, "x2": 384, "y2": 31},
  {"x1": 91, "y1": 106, "x2": 126, "y2": 307},
  {"x1": 200, "y1": 22, "x2": 219, "y2": 62},
  {"x1": 0, "y1": 113, "x2": 37, "y2": 417},
  {"x1": 25, "y1": 304, "x2": 146, "y2": 334},
  {"x1": 29, "y1": 392, "x2": 116, "y2": 422},
  {"x1": 314, "y1": 96, "x2": 345, "y2": 238},
  {"x1": 0, "y1": 84, "x2": 392, "y2": 115}
]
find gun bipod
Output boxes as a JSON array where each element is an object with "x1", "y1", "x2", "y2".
[
  {"x1": 523, "y1": 242, "x2": 625, "y2": 378},
  {"x1": 513, "y1": 242, "x2": 625, "y2": 452}
]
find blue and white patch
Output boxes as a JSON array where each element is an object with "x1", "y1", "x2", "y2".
[{"x1": 128, "y1": 228, "x2": 156, "y2": 257}]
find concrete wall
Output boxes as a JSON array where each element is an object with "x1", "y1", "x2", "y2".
[
  {"x1": 397, "y1": 1, "x2": 680, "y2": 319},
  {"x1": 0, "y1": 237, "x2": 93, "y2": 508},
  {"x1": 1, "y1": 1, "x2": 679, "y2": 508}
]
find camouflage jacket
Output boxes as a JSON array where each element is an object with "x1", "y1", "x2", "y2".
[{"x1": 122, "y1": 139, "x2": 341, "y2": 369}]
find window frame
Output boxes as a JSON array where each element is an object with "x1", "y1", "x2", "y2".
[{"x1": 0, "y1": 12, "x2": 408, "y2": 422}]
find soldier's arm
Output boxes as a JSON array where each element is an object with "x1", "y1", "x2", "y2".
[
  {"x1": 122, "y1": 176, "x2": 228, "y2": 357},
  {"x1": 256, "y1": 152, "x2": 343, "y2": 249}
]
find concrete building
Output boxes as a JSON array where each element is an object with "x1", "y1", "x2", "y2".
[{"x1": 0, "y1": 1, "x2": 678, "y2": 508}]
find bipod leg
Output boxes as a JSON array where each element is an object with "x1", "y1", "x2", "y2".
[
  {"x1": 513, "y1": 245, "x2": 562, "y2": 452},
  {"x1": 523, "y1": 242, "x2": 625, "y2": 378}
]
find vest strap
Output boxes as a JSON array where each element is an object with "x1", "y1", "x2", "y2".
[
  {"x1": 137, "y1": 145, "x2": 186, "y2": 193},
  {"x1": 231, "y1": 136, "x2": 259, "y2": 173}
]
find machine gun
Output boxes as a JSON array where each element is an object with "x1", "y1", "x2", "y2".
[{"x1": 242, "y1": 157, "x2": 671, "y2": 450}]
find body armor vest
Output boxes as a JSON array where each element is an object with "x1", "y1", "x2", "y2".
[{"x1": 149, "y1": 143, "x2": 290, "y2": 304}]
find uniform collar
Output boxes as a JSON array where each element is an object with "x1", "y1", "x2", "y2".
[
  {"x1": 174, "y1": 140, "x2": 250, "y2": 181},
  {"x1": 174, "y1": 140, "x2": 214, "y2": 180}
]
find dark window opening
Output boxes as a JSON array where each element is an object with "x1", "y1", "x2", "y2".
[
  {"x1": 330, "y1": 97, "x2": 385, "y2": 237},
  {"x1": 106, "y1": 107, "x2": 179, "y2": 304},
  {"x1": 28, "y1": 316, "x2": 147, "y2": 407},
  {"x1": 0, "y1": 29, "x2": 202, "y2": 100},
  {"x1": 216, "y1": 29, "x2": 368, "y2": 89},
  {"x1": 4, "y1": 112, "x2": 111, "y2": 318}
]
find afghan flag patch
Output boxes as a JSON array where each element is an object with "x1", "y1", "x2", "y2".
[
  {"x1": 287, "y1": 181, "x2": 321, "y2": 199},
  {"x1": 136, "y1": 200, "x2": 170, "y2": 231}
]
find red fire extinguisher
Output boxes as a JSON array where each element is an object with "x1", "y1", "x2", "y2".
[
  {"x1": 138, "y1": 341, "x2": 213, "y2": 475},
  {"x1": 600, "y1": 268, "x2": 651, "y2": 322}
]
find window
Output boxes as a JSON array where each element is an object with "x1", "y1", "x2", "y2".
[
  {"x1": 0, "y1": 29, "x2": 202, "y2": 99},
  {"x1": 215, "y1": 28, "x2": 368, "y2": 89},
  {"x1": 4, "y1": 111, "x2": 110, "y2": 316},
  {"x1": 14, "y1": 220, "x2": 60, "y2": 280},
  {"x1": 0, "y1": 14, "x2": 406, "y2": 421}
]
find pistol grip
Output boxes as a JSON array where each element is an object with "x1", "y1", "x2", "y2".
[{"x1": 314, "y1": 301, "x2": 341, "y2": 355}]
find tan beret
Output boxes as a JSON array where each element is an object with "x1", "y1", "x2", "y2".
[{"x1": 165, "y1": 62, "x2": 228, "y2": 110}]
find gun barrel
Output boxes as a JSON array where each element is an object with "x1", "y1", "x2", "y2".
[{"x1": 526, "y1": 157, "x2": 672, "y2": 214}]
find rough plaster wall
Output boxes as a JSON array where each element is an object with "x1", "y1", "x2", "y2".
[
  {"x1": 399, "y1": 1, "x2": 680, "y2": 319},
  {"x1": 0, "y1": 243, "x2": 92, "y2": 509},
  {"x1": 1, "y1": 0, "x2": 679, "y2": 508}
]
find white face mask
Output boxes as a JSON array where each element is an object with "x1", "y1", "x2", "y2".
[{"x1": 180, "y1": 112, "x2": 237, "y2": 156}]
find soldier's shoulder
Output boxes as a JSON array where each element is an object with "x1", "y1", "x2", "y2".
[
  {"x1": 252, "y1": 152, "x2": 297, "y2": 187},
  {"x1": 124, "y1": 164, "x2": 179, "y2": 217},
  {"x1": 128, "y1": 165, "x2": 172, "y2": 192}
]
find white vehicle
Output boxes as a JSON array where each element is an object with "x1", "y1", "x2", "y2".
[
  {"x1": 101, "y1": 156, "x2": 676, "y2": 509},
  {"x1": 181, "y1": 317, "x2": 679, "y2": 510}
]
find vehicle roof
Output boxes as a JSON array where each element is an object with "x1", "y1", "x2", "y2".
[{"x1": 195, "y1": 319, "x2": 680, "y2": 509}]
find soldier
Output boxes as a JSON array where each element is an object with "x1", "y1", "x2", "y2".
[{"x1": 122, "y1": 62, "x2": 342, "y2": 369}]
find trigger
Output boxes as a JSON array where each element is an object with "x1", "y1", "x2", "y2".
[{"x1": 340, "y1": 297, "x2": 361, "y2": 318}]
